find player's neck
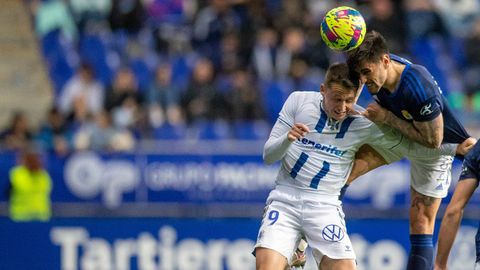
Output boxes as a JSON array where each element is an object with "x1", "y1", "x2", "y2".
[{"x1": 383, "y1": 61, "x2": 405, "y2": 93}]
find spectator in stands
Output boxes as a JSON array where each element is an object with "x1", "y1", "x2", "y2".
[
  {"x1": 58, "y1": 62, "x2": 105, "y2": 116},
  {"x1": 218, "y1": 32, "x2": 245, "y2": 73},
  {"x1": 104, "y1": 66, "x2": 143, "y2": 112},
  {"x1": 68, "y1": 0, "x2": 112, "y2": 31},
  {"x1": 0, "y1": 111, "x2": 33, "y2": 151},
  {"x1": 32, "y1": 0, "x2": 77, "y2": 41},
  {"x1": 111, "y1": 95, "x2": 146, "y2": 137},
  {"x1": 434, "y1": 0, "x2": 480, "y2": 38},
  {"x1": 193, "y1": 0, "x2": 241, "y2": 61},
  {"x1": 73, "y1": 110, "x2": 135, "y2": 152},
  {"x1": 252, "y1": 27, "x2": 279, "y2": 81},
  {"x1": 108, "y1": 0, "x2": 145, "y2": 33},
  {"x1": 146, "y1": 0, "x2": 184, "y2": 24},
  {"x1": 64, "y1": 93, "x2": 92, "y2": 133},
  {"x1": 35, "y1": 107, "x2": 71, "y2": 156},
  {"x1": 181, "y1": 58, "x2": 226, "y2": 124},
  {"x1": 283, "y1": 57, "x2": 320, "y2": 92},
  {"x1": 464, "y1": 17, "x2": 480, "y2": 112},
  {"x1": 274, "y1": 0, "x2": 309, "y2": 30},
  {"x1": 404, "y1": 0, "x2": 449, "y2": 39},
  {"x1": 147, "y1": 63, "x2": 183, "y2": 128},
  {"x1": 367, "y1": 0, "x2": 407, "y2": 55},
  {"x1": 275, "y1": 27, "x2": 308, "y2": 80},
  {"x1": 226, "y1": 69, "x2": 264, "y2": 121},
  {"x1": 7, "y1": 147, "x2": 52, "y2": 222}
]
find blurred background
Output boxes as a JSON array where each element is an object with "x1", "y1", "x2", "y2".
[{"x1": 0, "y1": 0, "x2": 479, "y2": 269}]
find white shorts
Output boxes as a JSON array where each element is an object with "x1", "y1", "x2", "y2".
[
  {"x1": 254, "y1": 185, "x2": 355, "y2": 266},
  {"x1": 372, "y1": 140, "x2": 453, "y2": 198}
]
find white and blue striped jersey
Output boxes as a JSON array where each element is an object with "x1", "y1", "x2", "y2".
[{"x1": 264, "y1": 91, "x2": 405, "y2": 201}]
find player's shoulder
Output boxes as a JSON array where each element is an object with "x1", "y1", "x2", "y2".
[
  {"x1": 402, "y1": 63, "x2": 437, "y2": 90},
  {"x1": 288, "y1": 90, "x2": 321, "y2": 99},
  {"x1": 346, "y1": 104, "x2": 374, "y2": 129},
  {"x1": 400, "y1": 65, "x2": 440, "y2": 103},
  {"x1": 287, "y1": 90, "x2": 321, "y2": 104}
]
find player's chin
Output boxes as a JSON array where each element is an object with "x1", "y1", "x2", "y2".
[{"x1": 333, "y1": 112, "x2": 347, "y2": 121}]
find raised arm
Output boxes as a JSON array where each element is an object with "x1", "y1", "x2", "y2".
[
  {"x1": 363, "y1": 102, "x2": 443, "y2": 148},
  {"x1": 347, "y1": 144, "x2": 387, "y2": 184},
  {"x1": 263, "y1": 92, "x2": 310, "y2": 164},
  {"x1": 263, "y1": 121, "x2": 309, "y2": 164}
]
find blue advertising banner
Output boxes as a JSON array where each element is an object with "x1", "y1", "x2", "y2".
[
  {"x1": 0, "y1": 151, "x2": 478, "y2": 211},
  {"x1": 0, "y1": 217, "x2": 477, "y2": 270}
]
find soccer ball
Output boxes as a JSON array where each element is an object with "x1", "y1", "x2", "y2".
[{"x1": 320, "y1": 6, "x2": 366, "y2": 51}]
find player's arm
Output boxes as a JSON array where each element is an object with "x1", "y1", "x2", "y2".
[
  {"x1": 434, "y1": 178, "x2": 478, "y2": 270},
  {"x1": 349, "y1": 133, "x2": 468, "y2": 182},
  {"x1": 263, "y1": 121, "x2": 309, "y2": 164},
  {"x1": 363, "y1": 102, "x2": 443, "y2": 148},
  {"x1": 347, "y1": 144, "x2": 387, "y2": 184},
  {"x1": 263, "y1": 92, "x2": 309, "y2": 164}
]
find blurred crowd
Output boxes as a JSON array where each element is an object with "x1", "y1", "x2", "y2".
[{"x1": 1, "y1": 0, "x2": 480, "y2": 155}]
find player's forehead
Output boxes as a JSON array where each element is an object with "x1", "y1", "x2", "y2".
[
  {"x1": 357, "y1": 59, "x2": 378, "y2": 72},
  {"x1": 326, "y1": 83, "x2": 356, "y2": 98}
]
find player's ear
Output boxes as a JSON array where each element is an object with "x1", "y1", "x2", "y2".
[
  {"x1": 382, "y1": 54, "x2": 390, "y2": 67},
  {"x1": 320, "y1": 84, "x2": 326, "y2": 94}
]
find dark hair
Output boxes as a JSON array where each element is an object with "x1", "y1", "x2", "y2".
[
  {"x1": 347, "y1": 31, "x2": 389, "y2": 72},
  {"x1": 324, "y1": 63, "x2": 359, "y2": 92}
]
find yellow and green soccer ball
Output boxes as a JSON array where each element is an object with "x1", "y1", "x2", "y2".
[{"x1": 320, "y1": 6, "x2": 366, "y2": 51}]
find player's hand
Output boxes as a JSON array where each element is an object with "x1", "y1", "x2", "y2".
[
  {"x1": 362, "y1": 102, "x2": 389, "y2": 123},
  {"x1": 288, "y1": 123, "x2": 310, "y2": 141},
  {"x1": 347, "y1": 108, "x2": 361, "y2": 116},
  {"x1": 456, "y1": 137, "x2": 477, "y2": 156}
]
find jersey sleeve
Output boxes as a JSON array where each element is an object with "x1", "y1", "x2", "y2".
[
  {"x1": 409, "y1": 96, "x2": 441, "y2": 122},
  {"x1": 277, "y1": 92, "x2": 300, "y2": 127},
  {"x1": 365, "y1": 123, "x2": 403, "y2": 149},
  {"x1": 405, "y1": 69, "x2": 442, "y2": 122},
  {"x1": 363, "y1": 124, "x2": 405, "y2": 163},
  {"x1": 263, "y1": 92, "x2": 300, "y2": 164}
]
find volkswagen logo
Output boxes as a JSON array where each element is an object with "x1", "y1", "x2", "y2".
[{"x1": 322, "y1": 224, "x2": 344, "y2": 242}]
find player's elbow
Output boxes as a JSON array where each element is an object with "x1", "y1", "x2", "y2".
[
  {"x1": 425, "y1": 135, "x2": 442, "y2": 148},
  {"x1": 427, "y1": 140, "x2": 442, "y2": 149},
  {"x1": 263, "y1": 152, "x2": 276, "y2": 165}
]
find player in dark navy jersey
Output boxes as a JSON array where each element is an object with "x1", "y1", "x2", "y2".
[
  {"x1": 435, "y1": 141, "x2": 480, "y2": 270},
  {"x1": 346, "y1": 31, "x2": 477, "y2": 270}
]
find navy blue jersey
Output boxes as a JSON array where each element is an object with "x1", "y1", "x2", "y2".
[
  {"x1": 372, "y1": 54, "x2": 469, "y2": 144},
  {"x1": 459, "y1": 141, "x2": 480, "y2": 183}
]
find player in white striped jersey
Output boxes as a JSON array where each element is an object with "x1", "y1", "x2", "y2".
[
  {"x1": 253, "y1": 63, "x2": 475, "y2": 270},
  {"x1": 253, "y1": 63, "x2": 462, "y2": 270}
]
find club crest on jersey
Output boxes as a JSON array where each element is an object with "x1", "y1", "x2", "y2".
[
  {"x1": 420, "y1": 103, "x2": 433, "y2": 116},
  {"x1": 322, "y1": 224, "x2": 344, "y2": 242},
  {"x1": 401, "y1": 110, "x2": 413, "y2": 120}
]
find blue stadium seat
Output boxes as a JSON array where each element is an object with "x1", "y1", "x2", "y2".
[
  {"x1": 153, "y1": 123, "x2": 186, "y2": 140},
  {"x1": 233, "y1": 120, "x2": 270, "y2": 140},
  {"x1": 410, "y1": 37, "x2": 449, "y2": 95},
  {"x1": 40, "y1": 30, "x2": 74, "y2": 94},
  {"x1": 261, "y1": 81, "x2": 288, "y2": 124},
  {"x1": 130, "y1": 58, "x2": 151, "y2": 91},
  {"x1": 171, "y1": 56, "x2": 191, "y2": 92},
  {"x1": 193, "y1": 120, "x2": 232, "y2": 140},
  {"x1": 79, "y1": 34, "x2": 112, "y2": 86}
]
